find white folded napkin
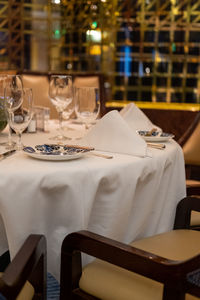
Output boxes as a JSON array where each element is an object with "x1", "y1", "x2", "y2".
[
  {"x1": 79, "y1": 110, "x2": 148, "y2": 157},
  {"x1": 120, "y1": 103, "x2": 161, "y2": 132}
]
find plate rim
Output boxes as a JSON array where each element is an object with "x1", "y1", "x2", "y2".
[
  {"x1": 137, "y1": 131, "x2": 174, "y2": 142},
  {"x1": 142, "y1": 135, "x2": 174, "y2": 142},
  {"x1": 23, "y1": 148, "x2": 85, "y2": 161}
]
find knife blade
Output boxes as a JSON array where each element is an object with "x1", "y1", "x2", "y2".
[{"x1": 0, "y1": 149, "x2": 16, "y2": 161}]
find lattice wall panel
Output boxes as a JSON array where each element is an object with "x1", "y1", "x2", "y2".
[{"x1": 0, "y1": 0, "x2": 199, "y2": 103}]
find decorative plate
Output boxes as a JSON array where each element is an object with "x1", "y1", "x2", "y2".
[
  {"x1": 137, "y1": 131, "x2": 175, "y2": 142},
  {"x1": 23, "y1": 144, "x2": 93, "y2": 161}
]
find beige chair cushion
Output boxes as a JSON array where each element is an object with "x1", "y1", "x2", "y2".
[
  {"x1": 0, "y1": 272, "x2": 34, "y2": 300},
  {"x1": 183, "y1": 122, "x2": 200, "y2": 166},
  {"x1": 0, "y1": 70, "x2": 16, "y2": 75},
  {"x1": 79, "y1": 230, "x2": 200, "y2": 300},
  {"x1": 22, "y1": 74, "x2": 57, "y2": 119}
]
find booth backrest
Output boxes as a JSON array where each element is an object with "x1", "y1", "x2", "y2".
[{"x1": 21, "y1": 74, "x2": 57, "y2": 119}]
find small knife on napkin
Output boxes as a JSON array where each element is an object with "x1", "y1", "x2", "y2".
[{"x1": 0, "y1": 149, "x2": 16, "y2": 161}]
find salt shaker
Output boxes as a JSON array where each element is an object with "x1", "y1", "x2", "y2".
[{"x1": 27, "y1": 113, "x2": 37, "y2": 133}]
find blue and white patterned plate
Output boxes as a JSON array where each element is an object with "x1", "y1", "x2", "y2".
[
  {"x1": 137, "y1": 131, "x2": 175, "y2": 142},
  {"x1": 23, "y1": 144, "x2": 93, "y2": 161}
]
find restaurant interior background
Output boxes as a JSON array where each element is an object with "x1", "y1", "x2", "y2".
[{"x1": 0, "y1": 0, "x2": 199, "y2": 137}]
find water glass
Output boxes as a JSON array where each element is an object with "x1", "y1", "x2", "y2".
[{"x1": 74, "y1": 86, "x2": 100, "y2": 130}]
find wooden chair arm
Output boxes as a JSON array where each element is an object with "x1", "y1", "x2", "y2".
[
  {"x1": 60, "y1": 230, "x2": 200, "y2": 299},
  {"x1": 0, "y1": 234, "x2": 46, "y2": 300}
]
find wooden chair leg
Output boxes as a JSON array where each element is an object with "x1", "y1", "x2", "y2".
[{"x1": 163, "y1": 286, "x2": 185, "y2": 300}]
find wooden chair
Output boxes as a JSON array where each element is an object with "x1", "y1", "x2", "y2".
[
  {"x1": 178, "y1": 112, "x2": 200, "y2": 196},
  {"x1": 0, "y1": 234, "x2": 46, "y2": 300},
  {"x1": 174, "y1": 195, "x2": 200, "y2": 231},
  {"x1": 60, "y1": 196, "x2": 200, "y2": 300}
]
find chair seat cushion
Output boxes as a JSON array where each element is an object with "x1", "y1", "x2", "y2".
[
  {"x1": 0, "y1": 273, "x2": 34, "y2": 300},
  {"x1": 79, "y1": 229, "x2": 200, "y2": 300}
]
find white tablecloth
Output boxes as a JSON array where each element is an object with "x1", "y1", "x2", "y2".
[{"x1": 0, "y1": 123, "x2": 186, "y2": 280}]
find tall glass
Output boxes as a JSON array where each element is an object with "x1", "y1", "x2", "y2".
[
  {"x1": 3, "y1": 75, "x2": 23, "y2": 148},
  {"x1": 7, "y1": 88, "x2": 33, "y2": 151},
  {"x1": 49, "y1": 75, "x2": 73, "y2": 141},
  {"x1": 74, "y1": 86, "x2": 100, "y2": 130}
]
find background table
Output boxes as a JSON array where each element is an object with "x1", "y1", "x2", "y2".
[{"x1": 0, "y1": 123, "x2": 186, "y2": 280}]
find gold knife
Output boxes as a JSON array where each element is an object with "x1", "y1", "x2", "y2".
[{"x1": 0, "y1": 149, "x2": 16, "y2": 161}]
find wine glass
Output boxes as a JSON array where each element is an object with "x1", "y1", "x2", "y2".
[
  {"x1": 3, "y1": 75, "x2": 23, "y2": 148},
  {"x1": 74, "y1": 86, "x2": 100, "y2": 131},
  {"x1": 49, "y1": 75, "x2": 73, "y2": 141},
  {"x1": 62, "y1": 97, "x2": 75, "y2": 123},
  {"x1": 7, "y1": 88, "x2": 33, "y2": 151},
  {"x1": 62, "y1": 96, "x2": 75, "y2": 132},
  {"x1": 0, "y1": 75, "x2": 8, "y2": 134}
]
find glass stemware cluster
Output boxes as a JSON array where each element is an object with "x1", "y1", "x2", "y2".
[
  {"x1": 1, "y1": 74, "x2": 101, "y2": 150},
  {"x1": 48, "y1": 75, "x2": 100, "y2": 140}
]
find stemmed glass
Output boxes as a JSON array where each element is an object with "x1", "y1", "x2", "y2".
[
  {"x1": 6, "y1": 88, "x2": 33, "y2": 151},
  {"x1": 74, "y1": 86, "x2": 100, "y2": 131},
  {"x1": 62, "y1": 96, "x2": 75, "y2": 133},
  {"x1": 3, "y1": 75, "x2": 23, "y2": 148},
  {"x1": 49, "y1": 75, "x2": 73, "y2": 141},
  {"x1": 0, "y1": 75, "x2": 8, "y2": 134}
]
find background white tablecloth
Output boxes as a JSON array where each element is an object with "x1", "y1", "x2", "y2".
[{"x1": 0, "y1": 123, "x2": 186, "y2": 280}]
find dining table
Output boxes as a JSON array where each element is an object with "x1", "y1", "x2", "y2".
[{"x1": 0, "y1": 118, "x2": 186, "y2": 281}]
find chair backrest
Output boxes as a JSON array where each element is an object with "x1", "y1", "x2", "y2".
[
  {"x1": 182, "y1": 113, "x2": 200, "y2": 166},
  {"x1": 0, "y1": 70, "x2": 17, "y2": 75},
  {"x1": 21, "y1": 74, "x2": 57, "y2": 119}
]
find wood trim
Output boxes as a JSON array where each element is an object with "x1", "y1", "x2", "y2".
[{"x1": 106, "y1": 101, "x2": 200, "y2": 112}]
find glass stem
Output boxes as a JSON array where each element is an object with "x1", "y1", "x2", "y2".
[
  {"x1": 58, "y1": 111, "x2": 63, "y2": 132},
  {"x1": 8, "y1": 125, "x2": 13, "y2": 146},
  {"x1": 85, "y1": 123, "x2": 90, "y2": 130},
  {"x1": 16, "y1": 132, "x2": 22, "y2": 151}
]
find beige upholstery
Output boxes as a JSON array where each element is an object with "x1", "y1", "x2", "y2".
[
  {"x1": 183, "y1": 122, "x2": 200, "y2": 166},
  {"x1": 73, "y1": 76, "x2": 99, "y2": 88},
  {"x1": 79, "y1": 230, "x2": 200, "y2": 300},
  {"x1": 22, "y1": 74, "x2": 57, "y2": 119},
  {"x1": 191, "y1": 210, "x2": 200, "y2": 226},
  {"x1": 0, "y1": 272, "x2": 34, "y2": 300},
  {"x1": 0, "y1": 70, "x2": 16, "y2": 75}
]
